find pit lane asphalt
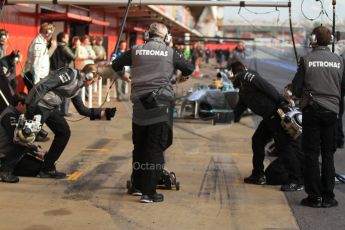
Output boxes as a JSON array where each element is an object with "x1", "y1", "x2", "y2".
[
  {"x1": 0, "y1": 61, "x2": 298, "y2": 230},
  {"x1": 0, "y1": 46, "x2": 343, "y2": 230}
]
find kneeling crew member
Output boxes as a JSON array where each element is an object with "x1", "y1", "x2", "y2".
[
  {"x1": 112, "y1": 22, "x2": 194, "y2": 203},
  {"x1": 230, "y1": 61, "x2": 303, "y2": 191},
  {"x1": 26, "y1": 64, "x2": 116, "y2": 179},
  {"x1": 0, "y1": 92, "x2": 46, "y2": 183},
  {"x1": 292, "y1": 26, "x2": 345, "y2": 208}
]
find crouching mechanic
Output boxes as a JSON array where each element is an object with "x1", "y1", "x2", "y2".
[
  {"x1": 111, "y1": 22, "x2": 194, "y2": 203},
  {"x1": 230, "y1": 61, "x2": 303, "y2": 191},
  {"x1": 0, "y1": 92, "x2": 46, "y2": 183},
  {"x1": 26, "y1": 64, "x2": 116, "y2": 179}
]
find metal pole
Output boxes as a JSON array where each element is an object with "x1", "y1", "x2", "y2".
[
  {"x1": 194, "y1": 101, "x2": 199, "y2": 119},
  {"x1": 114, "y1": 81, "x2": 117, "y2": 99},
  {"x1": 174, "y1": 35, "x2": 255, "y2": 41},
  {"x1": 98, "y1": 78, "x2": 102, "y2": 106},
  {"x1": 288, "y1": 0, "x2": 298, "y2": 64},
  {"x1": 112, "y1": 0, "x2": 132, "y2": 55},
  {"x1": 332, "y1": 0, "x2": 336, "y2": 53},
  {"x1": 106, "y1": 78, "x2": 110, "y2": 102},
  {"x1": 0, "y1": 89, "x2": 9, "y2": 106},
  {"x1": 253, "y1": 42, "x2": 258, "y2": 72},
  {"x1": 7, "y1": 0, "x2": 290, "y2": 7},
  {"x1": 88, "y1": 84, "x2": 93, "y2": 108},
  {"x1": 81, "y1": 87, "x2": 85, "y2": 104},
  {"x1": 93, "y1": 81, "x2": 97, "y2": 93}
]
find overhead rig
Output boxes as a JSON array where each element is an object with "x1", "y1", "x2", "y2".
[
  {"x1": 7, "y1": 0, "x2": 290, "y2": 7},
  {"x1": 173, "y1": 35, "x2": 254, "y2": 44}
]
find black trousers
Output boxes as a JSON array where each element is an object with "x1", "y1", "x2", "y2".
[
  {"x1": 132, "y1": 121, "x2": 172, "y2": 195},
  {"x1": 37, "y1": 106, "x2": 71, "y2": 171},
  {"x1": 337, "y1": 96, "x2": 344, "y2": 146},
  {"x1": 0, "y1": 146, "x2": 27, "y2": 172},
  {"x1": 0, "y1": 76, "x2": 14, "y2": 114},
  {"x1": 252, "y1": 114, "x2": 302, "y2": 184},
  {"x1": 302, "y1": 107, "x2": 337, "y2": 199},
  {"x1": 265, "y1": 158, "x2": 289, "y2": 185}
]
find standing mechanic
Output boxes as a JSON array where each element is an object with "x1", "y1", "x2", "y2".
[
  {"x1": 26, "y1": 64, "x2": 116, "y2": 179},
  {"x1": 292, "y1": 26, "x2": 345, "y2": 208},
  {"x1": 111, "y1": 22, "x2": 194, "y2": 203},
  {"x1": 230, "y1": 61, "x2": 303, "y2": 192}
]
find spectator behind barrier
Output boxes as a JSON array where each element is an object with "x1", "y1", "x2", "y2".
[
  {"x1": 23, "y1": 22, "x2": 55, "y2": 88},
  {"x1": 0, "y1": 29, "x2": 8, "y2": 58}
]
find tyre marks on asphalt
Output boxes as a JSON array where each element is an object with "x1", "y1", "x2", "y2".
[
  {"x1": 198, "y1": 156, "x2": 240, "y2": 204},
  {"x1": 81, "y1": 148, "x2": 109, "y2": 153},
  {"x1": 64, "y1": 155, "x2": 129, "y2": 196},
  {"x1": 65, "y1": 138, "x2": 115, "y2": 179},
  {"x1": 198, "y1": 156, "x2": 221, "y2": 198},
  {"x1": 174, "y1": 123, "x2": 213, "y2": 141},
  {"x1": 198, "y1": 150, "x2": 260, "y2": 230},
  {"x1": 197, "y1": 154, "x2": 244, "y2": 229},
  {"x1": 62, "y1": 138, "x2": 130, "y2": 197},
  {"x1": 81, "y1": 138, "x2": 113, "y2": 153},
  {"x1": 61, "y1": 137, "x2": 148, "y2": 228}
]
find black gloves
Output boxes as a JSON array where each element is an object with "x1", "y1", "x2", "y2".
[
  {"x1": 279, "y1": 99, "x2": 290, "y2": 112},
  {"x1": 105, "y1": 107, "x2": 116, "y2": 120},
  {"x1": 90, "y1": 108, "x2": 96, "y2": 120},
  {"x1": 90, "y1": 108, "x2": 116, "y2": 120},
  {"x1": 25, "y1": 109, "x2": 34, "y2": 120},
  {"x1": 90, "y1": 107, "x2": 116, "y2": 121}
]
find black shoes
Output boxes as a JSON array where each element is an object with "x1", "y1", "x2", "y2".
[
  {"x1": 140, "y1": 193, "x2": 164, "y2": 203},
  {"x1": 322, "y1": 198, "x2": 338, "y2": 208},
  {"x1": 244, "y1": 174, "x2": 266, "y2": 185},
  {"x1": 0, "y1": 171, "x2": 19, "y2": 183},
  {"x1": 281, "y1": 183, "x2": 304, "y2": 192},
  {"x1": 301, "y1": 196, "x2": 339, "y2": 208},
  {"x1": 38, "y1": 169, "x2": 66, "y2": 179},
  {"x1": 301, "y1": 196, "x2": 322, "y2": 208},
  {"x1": 127, "y1": 186, "x2": 142, "y2": 196}
]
